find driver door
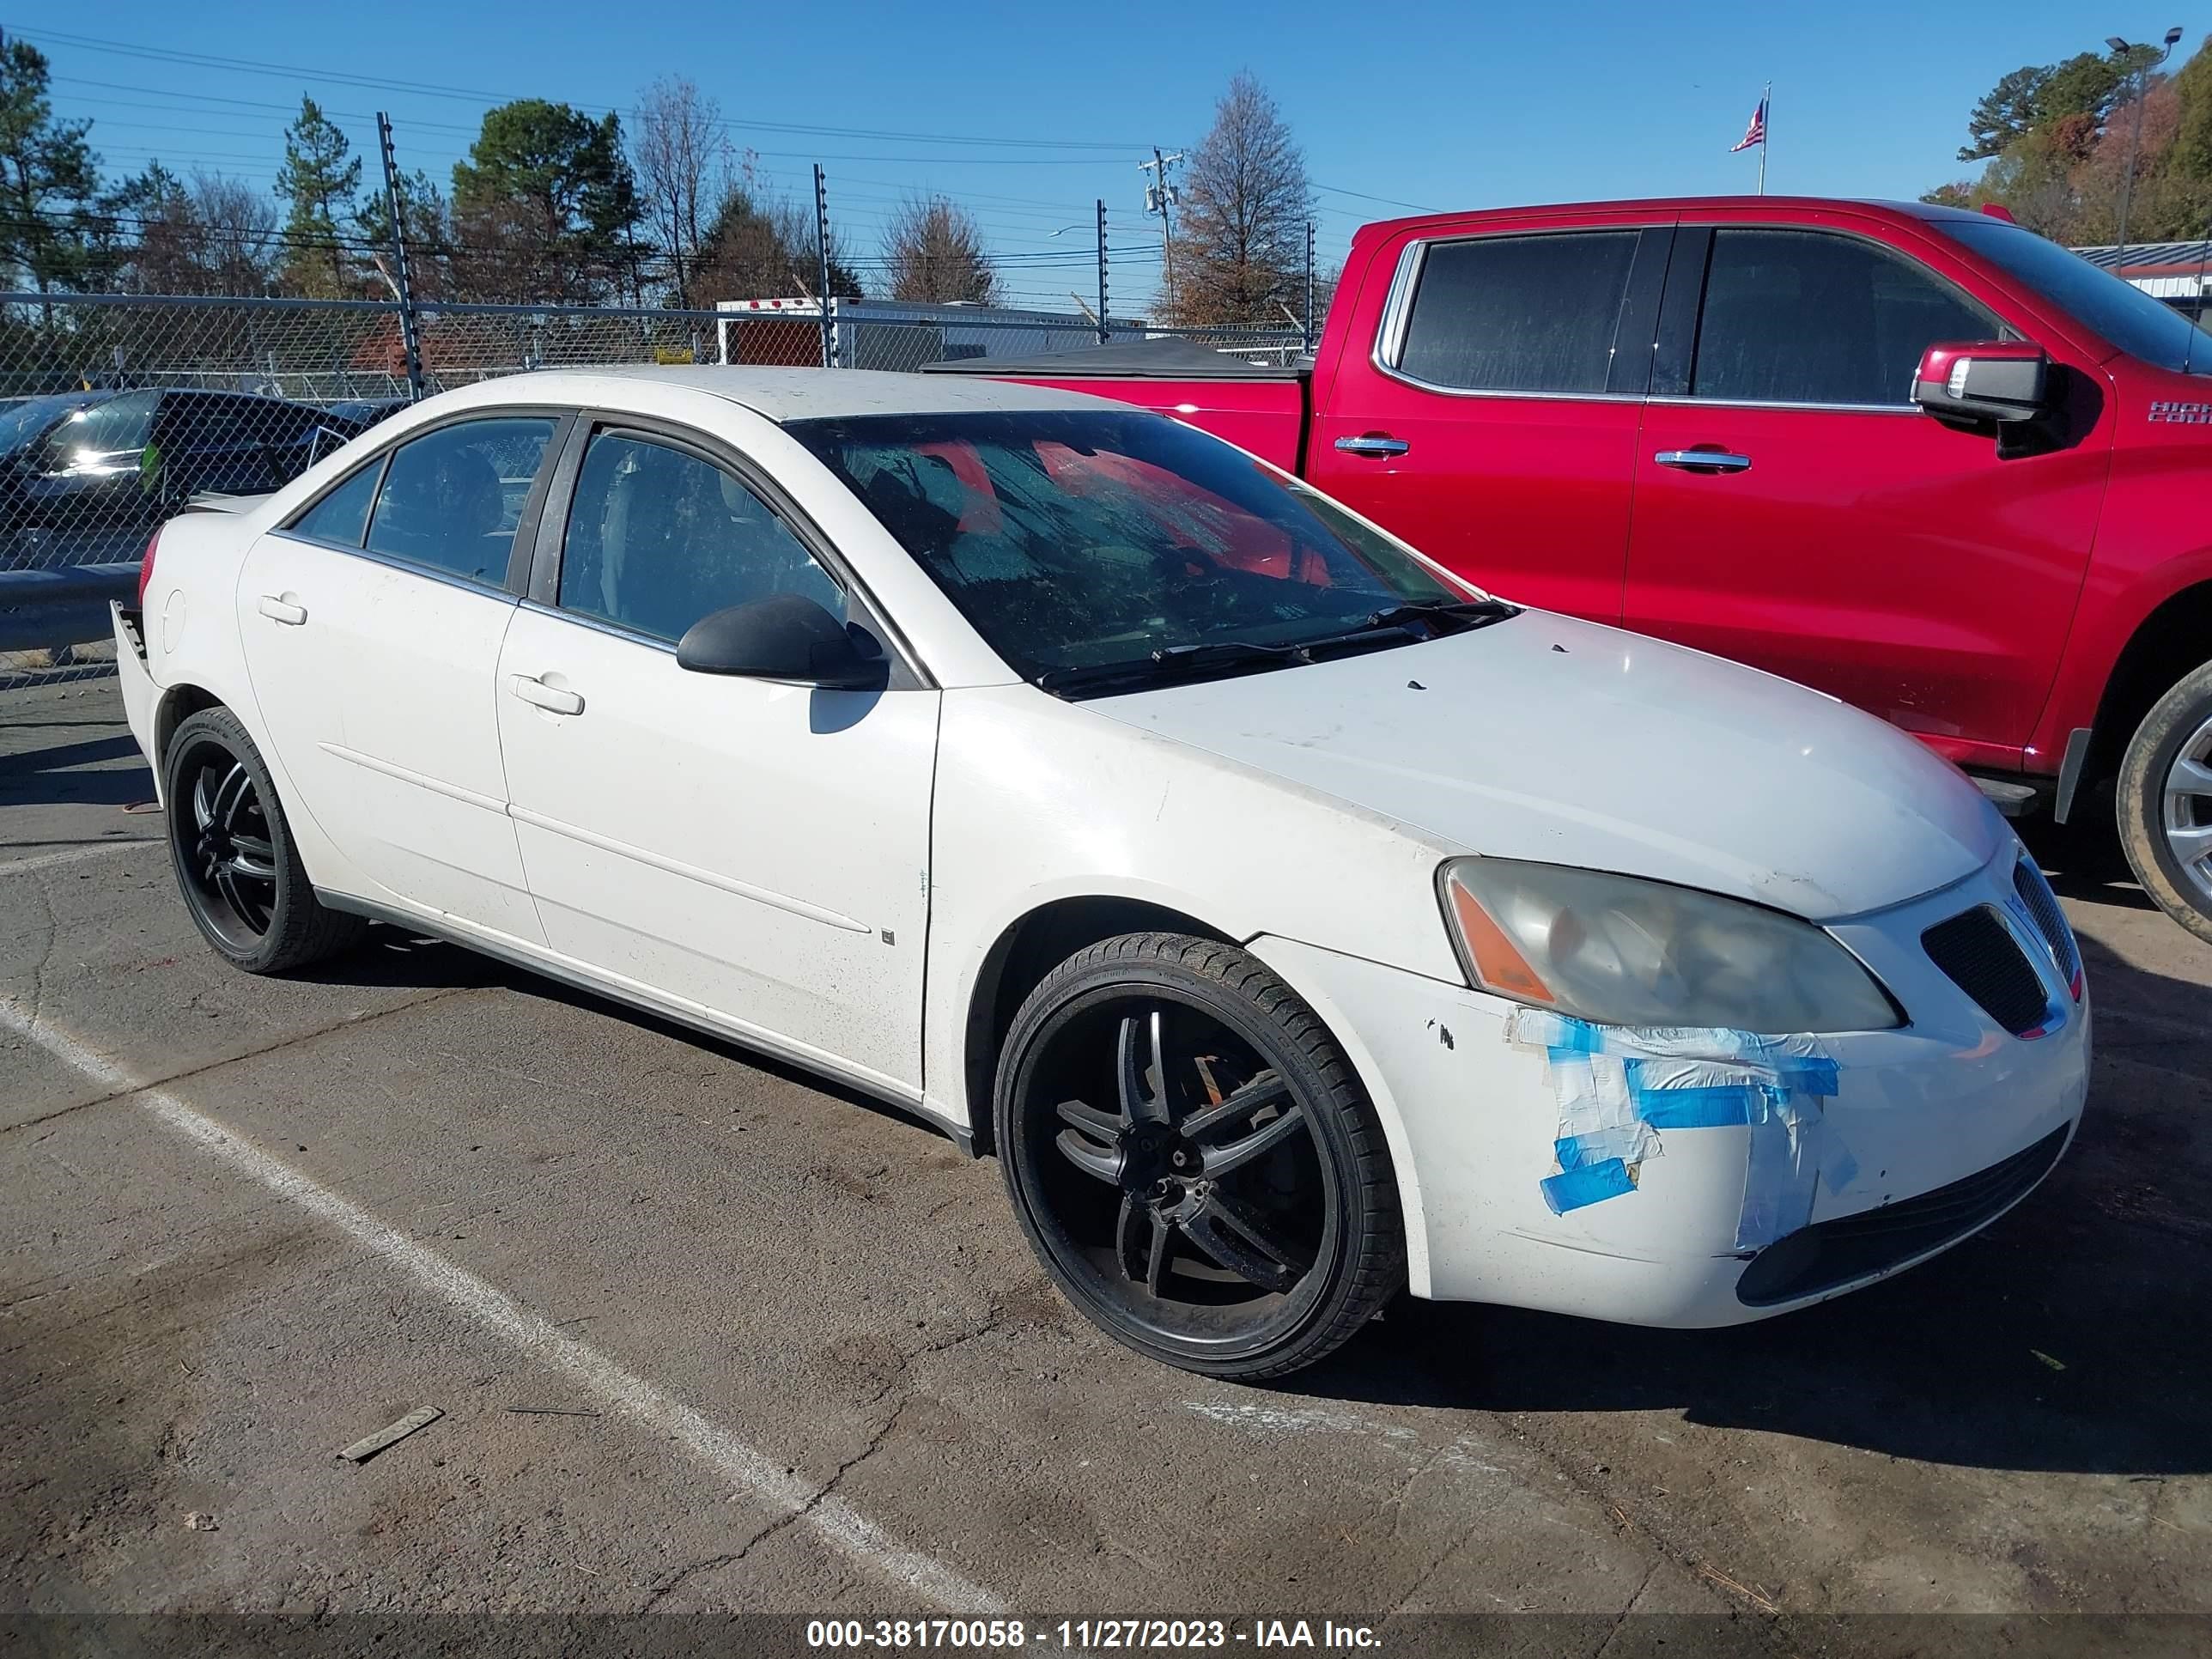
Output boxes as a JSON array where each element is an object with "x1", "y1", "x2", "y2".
[{"x1": 495, "y1": 418, "x2": 939, "y2": 1095}]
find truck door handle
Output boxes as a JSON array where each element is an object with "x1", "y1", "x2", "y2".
[
  {"x1": 508, "y1": 675, "x2": 584, "y2": 716},
  {"x1": 1334, "y1": 434, "x2": 1411, "y2": 458},
  {"x1": 256, "y1": 594, "x2": 307, "y2": 625},
  {"x1": 1654, "y1": 449, "x2": 1752, "y2": 473}
]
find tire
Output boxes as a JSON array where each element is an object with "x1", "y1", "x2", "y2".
[
  {"x1": 163, "y1": 706, "x2": 366, "y2": 974},
  {"x1": 994, "y1": 932, "x2": 1403, "y2": 1380},
  {"x1": 2117, "y1": 660, "x2": 2212, "y2": 948}
]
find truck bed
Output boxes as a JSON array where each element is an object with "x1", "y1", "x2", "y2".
[{"x1": 921, "y1": 338, "x2": 1310, "y2": 472}]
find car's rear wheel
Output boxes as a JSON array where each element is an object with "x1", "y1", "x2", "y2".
[
  {"x1": 2118, "y1": 661, "x2": 2212, "y2": 948},
  {"x1": 164, "y1": 707, "x2": 365, "y2": 974},
  {"x1": 994, "y1": 932, "x2": 1402, "y2": 1379}
]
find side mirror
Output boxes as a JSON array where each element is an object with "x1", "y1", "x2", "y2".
[
  {"x1": 675, "y1": 592, "x2": 885, "y2": 689},
  {"x1": 1912, "y1": 341, "x2": 2054, "y2": 428}
]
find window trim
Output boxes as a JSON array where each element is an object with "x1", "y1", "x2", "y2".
[
  {"x1": 272, "y1": 406, "x2": 573, "y2": 595},
  {"x1": 1668, "y1": 222, "x2": 2010, "y2": 412},
  {"x1": 1369, "y1": 223, "x2": 1676, "y2": 404},
  {"x1": 529, "y1": 410, "x2": 932, "y2": 690}
]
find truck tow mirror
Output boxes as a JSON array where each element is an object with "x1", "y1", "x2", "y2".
[{"x1": 1912, "y1": 342, "x2": 2053, "y2": 428}]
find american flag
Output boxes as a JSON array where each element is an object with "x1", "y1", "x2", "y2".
[{"x1": 1731, "y1": 96, "x2": 1768, "y2": 153}]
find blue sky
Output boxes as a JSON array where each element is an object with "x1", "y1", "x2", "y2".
[{"x1": 19, "y1": 1, "x2": 2154, "y2": 313}]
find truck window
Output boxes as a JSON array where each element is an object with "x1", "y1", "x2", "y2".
[
  {"x1": 1395, "y1": 231, "x2": 1641, "y2": 395},
  {"x1": 1691, "y1": 228, "x2": 1999, "y2": 407}
]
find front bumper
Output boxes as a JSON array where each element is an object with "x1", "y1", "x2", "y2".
[{"x1": 1250, "y1": 844, "x2": 2089, "y2": 1328}]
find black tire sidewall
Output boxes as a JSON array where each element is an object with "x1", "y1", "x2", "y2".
[
  {"x1": 994, "y1": 937, "x2": 1390, "y2": 1377},
  {"x1": 164, "y1": 708, "x2": 306, "y2": 974},
  {"x1": 2117, "y1": 663, "x2": 2212, "y2": 948}
]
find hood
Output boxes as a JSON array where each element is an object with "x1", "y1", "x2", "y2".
[{"x1": 1084, "y1": 611, "x2": 2002, "y2": 920}]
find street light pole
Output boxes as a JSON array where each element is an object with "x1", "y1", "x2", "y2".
[{"x1": 2109, "y1": 27, "x2": 2186, "y2": 272}]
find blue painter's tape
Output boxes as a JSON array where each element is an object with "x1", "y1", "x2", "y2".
[
  {"x1": 1774, "y1": 1056, "x2": 1840, "y2": 1097},
  {"x1": 1540, "y1": 1158, "x2": 1635, "y2": 1214},
  {"x1": 1637, "y1": 1085, "x2": 1762, "y2": 1128}
]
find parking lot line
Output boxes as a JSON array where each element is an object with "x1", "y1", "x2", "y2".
[
  {"x1": 0, "y1": 994, "x2": 1011, "y2": 1617},
  {"x1": 0, "y1": 840, "x2": 150, "y2": 875}
]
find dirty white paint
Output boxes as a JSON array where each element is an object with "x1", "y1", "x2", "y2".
[{"x1": 0, "y1": 998, "x2": 1007, "y2": 1616}]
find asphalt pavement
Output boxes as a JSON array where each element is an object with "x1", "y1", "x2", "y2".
[{"x1": 3, "y1": 678, "x2": 2208, "y2": 1656}]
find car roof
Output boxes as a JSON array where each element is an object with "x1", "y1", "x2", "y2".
[{"x1": 453, "y1": 364, "x2": 1119, "y2": 424}]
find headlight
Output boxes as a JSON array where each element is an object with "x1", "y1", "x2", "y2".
[{"x1": 1438, "y1": 857, "x2": 1899, "y2": 1033}]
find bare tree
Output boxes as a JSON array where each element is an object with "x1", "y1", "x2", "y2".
[
  {"x1": 633, "y1": 76, "x2": 730, "y2": 308},
  {"x1": 188, "y1": 172, "x2": 277, "y2": 295},
  {"x1": 1168, "y1": 73, "x2": 1314, "y2": 327},
  {"x1": 881, "y1": 193, "x2": 996, "y2": 304}
]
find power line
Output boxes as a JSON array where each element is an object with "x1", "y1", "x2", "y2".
[{"x1": 21, "y1": 26, "x2": 1165, "y2": 151}]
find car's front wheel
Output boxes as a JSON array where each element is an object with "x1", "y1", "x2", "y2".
[
  {"x1": 994, "y1": 933, "x2": 1403, "y2": 1379},
  {"x1": 164, "y1": 707, "x2": 365, "y2": 974},
  {"x1": 2118, "y1": 661, "x2": 2212, "y2": 948}
]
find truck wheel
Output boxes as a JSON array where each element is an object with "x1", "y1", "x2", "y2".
[{"x1": 2117, "y1": 661, "x2": 2212, "y2": 947}]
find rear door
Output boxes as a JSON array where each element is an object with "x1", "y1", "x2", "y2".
[
  {"x1": 1304, "y1": 216, "x2": 1671, "y2": 619},
  {"x1": 237, "y1": 411, "x2": 565, "y2": 941}
]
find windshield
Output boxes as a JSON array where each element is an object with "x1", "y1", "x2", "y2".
[
  {"x1": 1943, "y1": 218, "x2": 2212, "y2": 374},
  {"x1": 787, "y1": 409, "x2": 1477, "y2": 686},
  {"x1": 0, "y1": 393, "x2": 91, "y2": 458}
]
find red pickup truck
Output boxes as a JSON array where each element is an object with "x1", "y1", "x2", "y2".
[{"x1": 956, "y1": 197, "x2": 2212, "y2": 945}]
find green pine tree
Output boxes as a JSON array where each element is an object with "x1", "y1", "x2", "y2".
[{"x1": 276, "y1": 95, "x2": 362, "y2": 296}]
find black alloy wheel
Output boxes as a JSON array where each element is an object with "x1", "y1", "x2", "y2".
[
  {"x1": 996, "y1": 933, "x2": 1402, "y2": 1379},
  {"x1": 163, "y1": 707, "x2": 364, "y2": 974}
]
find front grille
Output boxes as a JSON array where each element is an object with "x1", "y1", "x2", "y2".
[
  {"x1": 1922, "y1": 905, "x2": 2050, "y2": 1035},
  {"x1": 1735, "y1": 1125, "x2": 2069, "y2": 1306},
  {"x1": 2012, "y1": 857, "x2": 2081, "y2": 988}
]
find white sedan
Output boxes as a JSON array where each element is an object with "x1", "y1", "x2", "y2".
[{"x1": 112, "y1": 368, "x2": 2089, "y2": 1378}]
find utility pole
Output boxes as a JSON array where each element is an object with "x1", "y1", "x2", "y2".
[
  {"x1": 1139, "y1": 147, "x2": 1184, "y2": 315},
  {"x1": 1304, "y1": 220, "x2": 1316, "y2": 347},
  {"x1": 1096, "y1": 198, "x2": 1110, "y2": 344},
  {"x1": 814, "y1": 164, "x2": 835, "y2": 369},
  {"x1": 374, "y1": 112, "x2": 426, "y2": 402}
]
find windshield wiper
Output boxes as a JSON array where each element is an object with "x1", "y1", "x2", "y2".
[
  {"x1": 1035, "y1": 600, "x2": 1519, "y2": 698},
  {"x1": 1359, "y1": 597, "x2": 1519, "y2": 635},
  {"x1": 1036, "y1": 639, "x2": 1301, "y2": 696}
]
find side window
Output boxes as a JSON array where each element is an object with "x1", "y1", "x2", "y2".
[
  {"x1": 557, "y1": 431, "x2": 843, "y2": 643},
  {"x1": 1395, "y1": 231, "x2": 1642, "y2": 394},
  {"x1": 289, "y1": 459, "x2": 384, "y2": 548},
  {"x1": 363, "y1": 417, "x2": 557, "y2": 584},
  {"x1": 1692, "y1": 229, "x2": 2002, "y2": 406}
]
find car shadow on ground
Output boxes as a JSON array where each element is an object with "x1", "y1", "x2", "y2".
[
  {"x1": 1284, "y1": 929, "x2": 2212, "y2": 1477},
  {"x1": 0, "y1": 732, "x2": 154, "y2": 811},
  {"x1": 303, "y1": 898, "x2": 2210, "y2": 1480},
  {"x1": 301, "y1": 924, "x2": 957, "y2": 1142}
]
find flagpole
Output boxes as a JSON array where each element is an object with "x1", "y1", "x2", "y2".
[{"x1": 1759, "y1": 82, "x2": 1770, "y2": 194}]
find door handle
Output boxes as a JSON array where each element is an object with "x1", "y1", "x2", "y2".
[
  {"x1": 1654, "y1": 449, "x2": 1753, "y2": 473},
  {"x1": 256, "y1": 594, "x2": 307, "y2": 626},
  {"x1": 509, "y1": 675, "x2": 584, "y2": 716},
  {"x1": 1334, "y1": 434, "x2": 1411, "y2": 458}
]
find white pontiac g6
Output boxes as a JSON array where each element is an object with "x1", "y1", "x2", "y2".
[{"x1": 112, "y1": 368, "x2": 2089, "y2": 1377}]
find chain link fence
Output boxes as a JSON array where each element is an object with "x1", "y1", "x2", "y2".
[{"x1": 0, "y1": 291, "x2": 1306, "y2": 690}]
